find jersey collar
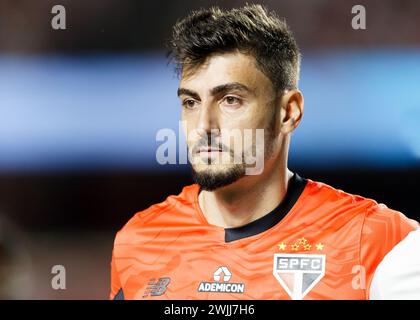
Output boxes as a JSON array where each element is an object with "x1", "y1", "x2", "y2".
[
  {"x1": 195, "y1": 172, "x2": 308, "y2": 243},
  {"x1": 224, "y1": 173, "x2": 307, "y2": 242}
]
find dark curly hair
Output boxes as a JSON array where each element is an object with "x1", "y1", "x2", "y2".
[{"x1": 167, "y1": 4, "x2": 301, "y2": 92}]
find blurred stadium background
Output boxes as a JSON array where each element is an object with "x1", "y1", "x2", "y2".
[{"x1": 0, "y1": 0, "x2": 419, "y2": 299}]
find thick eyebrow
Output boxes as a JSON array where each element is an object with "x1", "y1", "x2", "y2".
[
  {"x1": 177, "y1": 82, "x2": 253, "y2": 99},
  {"x1": 210, "y1": 82, "x2": 253, "y2": 96},
  {"x1": 177, "y1": 88, "x2": 200, "y2": 100}
]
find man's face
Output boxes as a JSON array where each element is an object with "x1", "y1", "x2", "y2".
[{"x1": 178, "y1": 51, "x2": 279, "y2": 191}]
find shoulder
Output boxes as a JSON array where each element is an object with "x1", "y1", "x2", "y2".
[
  {"x1": 304, "y1": 178, "x2": 382, "y2": 216},
  {"x1": 361, "y1": 203, "x2": 419, "y2": 245},
  {"x1": 310, "y1": 177, "x2": 419, "y2": 248},
  {"x1": 304, "y1": 177, "x2": 418, "y2": 249},
  {"x1": 113, "y1": 183, "x2": 199, "y2": 246},
  {"x1": 360, "y1": 202, "x2": 418, "y2": 272},
  {"x1": 306, "y1": 178, "x2": 417, "y2": 227}
]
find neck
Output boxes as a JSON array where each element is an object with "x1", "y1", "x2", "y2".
[{"x1": 198, "y1": 159, "x2": 293, "y2": 228}]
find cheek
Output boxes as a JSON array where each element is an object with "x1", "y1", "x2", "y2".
[
  {"x1": 221, "y1": 110, "x2": 266, "y2": 132},
  {"x1": 181, "y1": 114, "x2": 199, "y2": 140},
  {"x1": 219, "y1": 112, "x2": 271, "y2": 152}
]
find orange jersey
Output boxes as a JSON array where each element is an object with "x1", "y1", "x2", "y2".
[{"x1": 110, "y1": 173, "x2": 418, "y2": 300}]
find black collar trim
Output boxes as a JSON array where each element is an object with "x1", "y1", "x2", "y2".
[{"x1": 224, "y1": 173, "x2": 307, "y2": 243}]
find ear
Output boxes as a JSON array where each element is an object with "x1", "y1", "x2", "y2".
[{"x1": 279, "y1": 89, "x2": 304, "y2": 134}]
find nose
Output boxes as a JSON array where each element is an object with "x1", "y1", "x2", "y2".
[{"x1": 196, "y1": 103, "x2": 220, "y2": 137}]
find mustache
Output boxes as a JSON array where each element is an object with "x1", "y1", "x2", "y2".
[{"x1": 191, "y1": 137, "x2": 230, "y2": 154}]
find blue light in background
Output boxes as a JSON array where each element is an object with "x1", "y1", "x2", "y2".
[{"x1": 0, "y1": 50, "x2": 419, "y2": 172}]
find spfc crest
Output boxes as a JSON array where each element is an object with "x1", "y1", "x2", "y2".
[{"x1": 273, "y1": 254, "x2": 326, "y2": 300}]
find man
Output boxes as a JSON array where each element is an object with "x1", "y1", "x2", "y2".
[{"x1": 110, "y1": 5, "x2": 418, "y2": 300}]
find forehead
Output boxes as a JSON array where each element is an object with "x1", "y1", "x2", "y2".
[{"x1": 179, "y1": 52, "x2": 272, "y2": 93}]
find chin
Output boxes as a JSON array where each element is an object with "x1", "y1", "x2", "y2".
[
  {"x1": 193, "y1": 163, "x2": 237, "y2": 175},
  {"x1": 191, "y1": 164, "x2": 246, "y2": 191}
]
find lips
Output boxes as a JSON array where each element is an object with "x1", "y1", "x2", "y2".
[{"x1": 197, "y1": 147, "x2": 222, "y2": 153}]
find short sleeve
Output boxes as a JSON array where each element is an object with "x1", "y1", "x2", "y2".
[{"x1": 369, "y1": 229, "x2": 420, "y2": 299}]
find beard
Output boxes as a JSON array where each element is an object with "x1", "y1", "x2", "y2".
[
  {"x1": 190, "y1": 112, "x2": 277, "y2": 191},
  {"x1": 191, "y1": 163, "x2": 246, "y2": 191}
]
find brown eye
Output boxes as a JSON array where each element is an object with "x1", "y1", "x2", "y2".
[
  {"x1": 225, "y1": 96, "x2": 240, "y2": 104},
  {"x1": 183, "y1": 99, "x2": 196, "y2": 109},
  {"x1": 222, "y1": 96, "x2": 242, "y2": 108}
]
